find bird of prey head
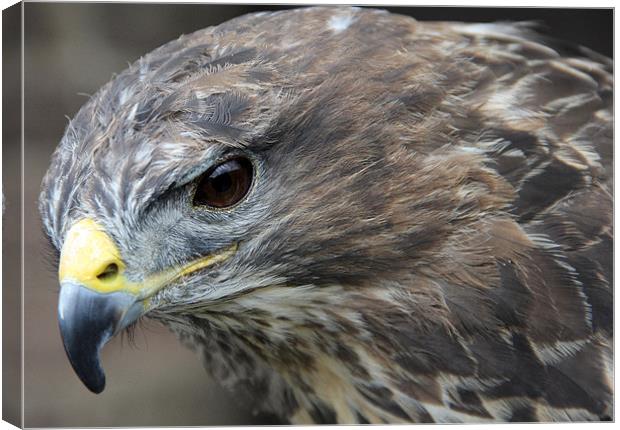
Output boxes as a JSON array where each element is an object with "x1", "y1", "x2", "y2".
[{"x1": 40, "y1": 7, "x2": 612, "y2": 424}]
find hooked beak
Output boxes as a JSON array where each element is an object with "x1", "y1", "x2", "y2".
[
  {"x1": 57, "y1": 218, "x2": 236, "y2": 393},
  {"x1": 58, "y1": 283, "x2": 143, "y2": 393}
]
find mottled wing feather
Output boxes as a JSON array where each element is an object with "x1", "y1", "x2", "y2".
[{"x1": 391, "y1": 21, "x2": 614, "y2": 422}]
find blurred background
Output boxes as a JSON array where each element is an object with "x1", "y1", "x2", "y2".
[{"x1": 8, "y1": 2, "x2": 611, "y2": 427}]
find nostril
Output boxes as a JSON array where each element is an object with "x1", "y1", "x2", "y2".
[{"x1": 97, "y1": 263, "x2": 119, "y2": 281}]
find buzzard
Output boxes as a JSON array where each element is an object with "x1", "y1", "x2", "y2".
[{"x1": 40, "y1": 7, "x2": 613, "y2": 424}]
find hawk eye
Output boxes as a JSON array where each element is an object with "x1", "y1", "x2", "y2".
[{"x1": 192, "y1": 157, "x2": 253, "y2": 208}]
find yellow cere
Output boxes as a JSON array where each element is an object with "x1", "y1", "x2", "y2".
[{"x1": 59, "y1": 218, "x2": 237, "y2": 299}]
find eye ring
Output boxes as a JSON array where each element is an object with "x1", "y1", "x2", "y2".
[{"x1": 192, "y1": 156, "x2": 254, "y2": 210}]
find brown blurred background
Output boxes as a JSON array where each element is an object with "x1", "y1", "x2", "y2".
[{"x1": 6, "y1": 2, "x2": 612, "y2": 427}]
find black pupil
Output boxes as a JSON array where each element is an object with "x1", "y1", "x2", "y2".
[
  {"x1": 193, "y1": 157, "x2": 252, "y2": 208},
  {"x1": 211, "y1": 171, "x2": 232, "y2": 193}
]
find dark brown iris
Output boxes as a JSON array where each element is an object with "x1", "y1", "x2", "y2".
[{"x1": 193, "y1": 157, "x2": 253, "y2": 208}]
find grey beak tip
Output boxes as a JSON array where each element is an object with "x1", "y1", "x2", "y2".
[
  {"x1": 87, "y1": 374, "x2": 106, "y2": 395},
  {"x1": 89, "y1": 380, "x2": 106, "y2": 395},
  {"x1": 58, "y1": 314, "x2": 107, "y2": 394},
  {"x1": 58, "y1": 282, "x2": 139, "y2": 394}
]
